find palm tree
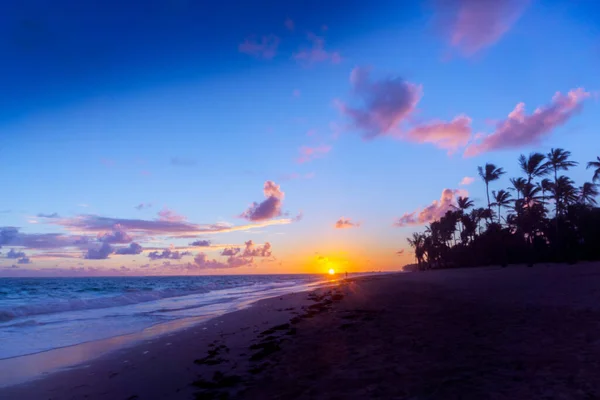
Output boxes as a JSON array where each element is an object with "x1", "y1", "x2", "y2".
[
  {"x1": 537, "y1": 178, "x2": 552, "y2": 206},
  {"x1": 478, "y1": 163, "x2": 506, "y2": 212},
  {"x1": 407, "y1": 233, "x2": 425, "y2": 269},
  {"x1": 587, "y1": 156, "x2": 600, "y2": 182},
  {"x1": 579, "y1": 182, "x2": 599, "y2": 206},
  {"x1": 492, "y1": 189, "x2": 512, "y2": 224},
  {"x1": 519, "y1": 152, "x2": 548, "y2": 185},
  {"x1": 509, "y1": 177, "x2": 527, "y2": 201},
  {"x1": 546, "y1": 149, "x2": 578, "y2": 218},
  {"x1": 455, "y1": 196, "x2": 474, "y2": 212},
  {"x1": 550, "y1": 176, "x2": 578, "y2": 215}
]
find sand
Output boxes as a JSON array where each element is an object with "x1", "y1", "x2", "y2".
[{"x1": 3, "y1": 263, "x2": 600, "y2": 399}]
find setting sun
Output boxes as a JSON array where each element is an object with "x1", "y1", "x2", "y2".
[{"x1": 328, "y1": 268, "x2": 336, "y2": 275}]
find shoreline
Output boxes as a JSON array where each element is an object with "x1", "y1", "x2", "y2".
[
  {"x1": 4, "y1": 264, "x2": 600, "y2": 399},
  {"x1": 0, "y1": 276, "x2": 340, "y2": 389}
]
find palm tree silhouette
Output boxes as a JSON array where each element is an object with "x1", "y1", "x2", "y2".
[
  {"x1": 455, "y1": 196, "x2": 474, "y2": 212},
  {"x1": 509, "y1": 177, "x2": 527, "y2": 201},
  {"x1": 587, "y1": 156, "x2": 600, "y2": 182},
  {"x1": 406, "y1": 232, "x2": 425, "y2": 269},
  {"x1": 478, "y1": 163, "x2": 505, "y2": 213},
  {"x1": 492, "y1": 189, "x2": 512, "y2": 224},
  {"x1": 550, "y1": 176, "x2": 578, "y2": 215},
  {"x1": 579, "y1": 182, "x2": 599, "y2": 206},
  {"x1": 538, "y1": 178, "x2": 552, "y2": 205},
  {"x1": 519, "y1": 152, "x2": 548, "y2": 185},
  {"x1": 546, "y1": 148, "x2": 578, "y2": 218}
]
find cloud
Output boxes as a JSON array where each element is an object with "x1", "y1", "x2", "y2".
[
  {"x1": 465, "y1": 88, "x2": 590, "y2": 156},
  {"x1": 439, "y1": 0, "x2": 529, "y2": 56},
  {"x1": 285, "y1": 18, "x2": 295, "y2": 31},
  {"x1": 55, "y1": 215, "x2": 290, "y2": 237},
  {"x1": 134, "y1": 203, "x2": 152, "y2": 210},
  {"x1": 6, "y1": 249, "x2": 26, "y2": 258},
  {"x1": 334, "y1": 218, "x2": 360, "y2": 229},
  {"x1": 221, "y1": 247, "x2": 241, "y2": 256},
  {"x1": 239, "y1": 35, "x2": 280, "y2": 59},
  {"x1": 190, "y1": 240, "x2": 211, "y2": 247},
  {"x1": 98, "y1": 225, "x2": 133, "y2": 244},
  {"x1": 460, "y1": 176, "x2": 475, "y2": 186},
  {"x1": 394, "y1": 188, "x2": 468, "y2": 227},
  {"x1": 240, "y1": 181, "x2": 284, "y2": 221},
  {"x1": 158, "y1": 208, "x2": 186, "y2": 222},
  {"x1": 292, "y1": 211, "x2": 304, "y2": 222},
  {"x1": 37, "y1": 213, "x2": 59, "y2": 218},
  {"x1": 405, "y1": 115, "x2": 472, "y2": 153},
  {"x1": 148, "y1": 249, "x2": 192, "y2": 261},
  {"x1": 85, "y1": 242, "x2": 113, "y2": 260},
  {"x1": 1, "y1": 227, "x2": 90, "y2": 250},
  {"x1": 241, "y1": 240, "x2": 272, "y2": 257},
  {"x1": 188, "y1": 253, "x2": 252, "y2": 270},
  {"x1": 293, "y1": 33, "x2": 341, "y2": 65},
  {"x1": 30, "y1": 252, "x2": 81, "y2": 260},
  {"x1": 17, "y1": 257, "x2": 31, "y2": 264},
  {"x1": 338, "y1": 67, "x2": 422, "y2": 139},
  {"x1": 297, "y1": 145, "x2": 331, "y2": 163},
  {"x1": 170, "y1": 157, "x2": 197, "y2": 167},
  {"x1": 0, "y1": 227, "x2": 19, "y2": 247},
  {"x1": 115, "y1": 243, "x2": 143, "y2": 255},
  {"x1": 292, "y1": 89, "x2": 301, "y2": 98}
]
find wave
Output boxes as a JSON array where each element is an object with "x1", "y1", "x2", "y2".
[
  {"x1": 0, "y1": 286, "x2": 218, "y2": 322},
  {"x1": 0, "y1": 279, "x2": 305, "y2": 323}
]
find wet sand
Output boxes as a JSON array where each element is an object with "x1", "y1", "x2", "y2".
[{"x1": 3, "y1": 264, "x2": 600, "y2": 399}]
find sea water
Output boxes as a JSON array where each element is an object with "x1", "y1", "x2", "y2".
[{"x1": 0, "y1": 275, "x2": 326, "y2": 360}]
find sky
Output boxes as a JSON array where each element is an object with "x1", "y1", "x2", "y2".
[{"x1": 1, "y1": 0, "x2": 599, "y2": 276}]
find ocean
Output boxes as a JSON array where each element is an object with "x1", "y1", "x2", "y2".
[{"x1": 0, "y1": 275, "x2": 327, "y2": 361}]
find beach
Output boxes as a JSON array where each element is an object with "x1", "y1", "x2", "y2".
[{"x1": 3, "y1": 264, "x2": 600, "y2": 399}]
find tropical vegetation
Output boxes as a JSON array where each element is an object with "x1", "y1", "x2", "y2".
[{"x1": 406, "y1": 150, "x2": 600, "y2": 270}]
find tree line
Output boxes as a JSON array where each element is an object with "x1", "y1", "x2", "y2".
[{"x1": 406, "y1": 150, "x2": 600, "y2": 270}]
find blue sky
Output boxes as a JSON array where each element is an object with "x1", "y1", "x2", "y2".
[{"x1": 1, "y1": 0, "x2": 599, "y2": 275}]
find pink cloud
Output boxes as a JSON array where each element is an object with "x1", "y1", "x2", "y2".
[
  {"x1": 98, "y1": 224, "x2": 133, "y2": 244},
  {"x1": 158, "y1": 208, "x2": 186, "y2": 222},
  {"x1": 465, "y1": 88, "x2": 590, "y2": 157},
  {"x1": 285, "y1": 18, "x2": 295, "y2": 31},
  {"x1": 240, "y1": 181, "x2": 284, "y2": 221},
  {"x1": 441, "y1": 0, "x2": 529, "y2": 56},
  {"x1": 221, "y1": 247, "x2": 240, "y2": 256},
  {"x1": 52, "y1": 215, "x2": 292, "y2": 238},
  {"x1": 241, "y1": 240, "x2": 272, "y2": 257},
  {"x1": 338, "y1": 67, "x2": 422, "y2": 139},
  {"x1": 293, "y1": 33, "x2": 341, "y2": 65},
  {"x1": 334, "y1": 218, "x2": 360, "y2": 229},
  {"x1": 189, "y1": 253, "x2": 246, "y2": 270},
  {"x1": 405, "y1": 115, "x2": 472, "y2": 153},
  {"x1": 239, "y1": 35, "x2": 280, "y2": 59},
  {"x1": 459, "y1": 176, "x2": 475, "y2": 186},
  {"x1": 394, "y1": 188, "x2": 468, "y2": 227},
  {"x1": 297, "y1": 145, "x2": 331, "y2": 163}
]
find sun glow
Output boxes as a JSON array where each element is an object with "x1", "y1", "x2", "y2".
[{"x1": 328, "y1": 268, "x2": 336, "y2": 275}]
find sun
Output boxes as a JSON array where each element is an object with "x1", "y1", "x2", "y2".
[{"x1": 328, "y1": 268, "x2": 336, "y2": 275}]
